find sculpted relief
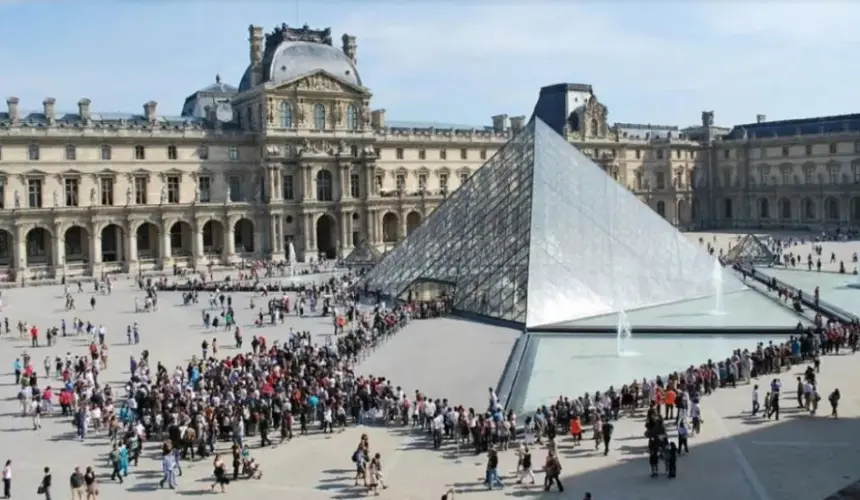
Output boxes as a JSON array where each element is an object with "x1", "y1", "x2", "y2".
[{"x1": 296, "y1": 73, "x2": 351, "y2": 93}]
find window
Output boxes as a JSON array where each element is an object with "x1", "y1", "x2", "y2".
[
  {"x1": 396, "y1": 174, "x2": 405, "y2": 191},
  {"x1": 100, "y1": 177, "x2": 114, "y2": 206},
  {"x1": 350, "y1": 145, "x2": 358, "y2": 157},
  {"x1": 134, "y1": 176, "x2": 147, "y2": 204},
  {"x1": 722, "y1": 150, "x2": 728, "y2": 160},
  {"x1": 375, "y1": 175, "x2": 383, "y2": 193},
  {"x1": 134, "y1": 145, "x2": 146, "y2": 160},
  {"x1": 805, "y1": 144, "x2": 813, "y2": 156},
  {"x1": 439, "y1": 173, "x2": 449, "y2": 191},
  {"x1": 65, "y1": 145, "x2": 76, "y2": 161},
  {"x1": 228, "y1": 147, "x2": 238, "y2": 161},
  {"x1": 829, "y1": 167, "x2": 839, "y2": 184},
  {"x1": 350, "y1": 173, "x2": 360, "y2": 198},
  {"x1": 480, "y1": 149, "x2": 487, "y2": 160},
  {"x1": 656, "y1": 172, "x2": 665, "y2": 190},
  {"x1": 460, "y1": 148, "x2": 467, "y2": 160},
  {"x1": 28, "y1": 144, "x2": 40, "y2": 161},
  {"x1": 313, "y1": 104, "x2": 326, "y2": 130},
  {"x1": 373, "y1": 148, "x2": 381, "y2": 158},
  {"x1": 316, "y1": 170, "x2": 333, "y2": 201},
  {"x1": 634, "y1": 149, "x2": 641, "y2": 160},
  {"x1": 418, "y1": 149, "x2": 426, "y2": 160},
  {"x1": 460, "y1": 172, "x2": 469, "y2": 185},
  {"x1": 346, "y1": 104, "x2": 358, "y2": 130},
  {"x1": 418, "y1": 174, "x2": 427, "y2": 191},
  {"x1": 64, "y1": 177, "x2": 79, "y2": 207},
  {"x1": 100, "y1": 145, "x2": 112, "y2": 161},
  {"x1": 440, "y1": 149, "x2": 447, "y2": 160},
  {"x1": 0, "y1": 178, "x2": 5, "y2": 209},
  {"x1": 759, "y1": 148, "x2": 767, "y2": 158},
  {"x1": 782, "y1": 146, "x2": 790, "y2": 157},
  {"x1": 192, "y1": 176, "x2": 208, "y2": 203},
  {"x1": 280, "y1": 101, "x2": 293, "y2": 128},
  {"x1": 657, "y1": 150, "x2": 664, "y2": 160},
  {"x1": 27, "y1": 178, "x2": 42, "y2": 208},
  {"x1": 855, "y1": 141, "x2": 860, "y2": 153},
  {"x1": 167, "y1": 176, "x2": 180, "y2": 203},
  {"x1": 198, "y1": 145, "x2": 209, "y2": 160},
  {"x1": 781, "y1": 169, "x2": 790, "y2": 185},
  {"x1": 228, "y1": 176, "x2": 241, "y2": 202},
  {"x1": 396, "y1": 148, "x2": 404, "y2": 160},
  {"x1": 282, "y1": 175, "x2": 294, "y2": 200},
  {"x1": 167, "y1": 145, "x2": 178, "y2": 160},
  {"x1": 830, "y1": 143, "x2": 838, "y2": 154},
  {"x1": 676, "y1": 150, "x2": 681, "y2": 159}
]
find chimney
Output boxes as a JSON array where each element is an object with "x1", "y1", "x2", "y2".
[
  {"x1": 509, "y1": 115, "x2": 526, "y2": 132},
  {"x1": 341, "y1": 34, "x2": 357, "y2": 64},
  {"x1": 6, "y1": 97, "x2": 19, "y2": 124},
  {"x1": 248, "y1": 25, "x2": 264, "y2": 88},
  {"x1": 491, "y1": 114, "x2": 509, "y2": 133},
  {"x1": 756, "y1": 114, "x2": 767, "y2": 124},
  {"x1": 78, "y1": 98, "x2": 91, "y2": 124},
  {"x1": 204, "y1": 105, "x2": 221, "y2": 131},
  {"x1": 370, "y1": 109, "x2": 386, "y2": 129},
  {"x1": 143, "y1": 101, "x2": 157, "y2": 122},
  {"x1": 43, "y1": 97, "x2": 56, "y2": 125}
]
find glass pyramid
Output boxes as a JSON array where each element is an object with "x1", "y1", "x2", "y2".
[
  {"x1": 342, "y1": 240, "x2": 384, "y2": 268},
  {"x1": 725, "y1": 234, "x2": 777, "y2": 266},
  {"x1": 360, "y1": 118, "x2": 747, "y2": 330}
]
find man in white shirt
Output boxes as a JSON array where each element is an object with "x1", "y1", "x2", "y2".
[{"x1": 752, "y1": 385, "x2": 760, "y2": 416}]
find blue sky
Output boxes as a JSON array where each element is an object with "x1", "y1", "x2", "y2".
[{"x1": 1, "y1": 1, "x2": 858, "y2": 128}]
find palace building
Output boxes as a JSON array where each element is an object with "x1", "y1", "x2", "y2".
[{"x1": 0, "y1": 22, "x2": 858, "y2": 279}]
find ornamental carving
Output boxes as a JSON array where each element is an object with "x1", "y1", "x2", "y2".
[{"x1": 297, "y1": 74, "x2": 349, "y2": 93}]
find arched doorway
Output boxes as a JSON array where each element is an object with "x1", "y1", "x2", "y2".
[
  {"x1": 406, "y1": 211, "x2": 422, "y2": 235},
  {"x1": 656, "y1": 201, "x2": 666, "y2": 218},
  {"x1": 26, "y1": 227, "x2": 53, "y2": 267},
  {"x1": 691, "y1": 199, "x2": 699, "y2": 222},
  {"x1": 853, "y1": 197, "x2": 860, "y2": 222},
  {"x1": 170, "y1": 221, "x2": 193, "y2": 257},
  {"x1": 724, "y1": 198, "x2": 734, "y2": 219},
  {"x1": 202, "y1": 220, "x2": 224, "y2": 257},
  {"x1": 234, "y1": 219, "x2": 255, "y2": 254},
  {"x1": 136, "y1": 222, "x2": 160, "y2": 260},
  {"x1": 315, "y1": 214, "x2": 337, "y2": 259},
  {"x1": 676, "y1": 199, "x2": 687, "y2": 225},
  {"x1": 382, "y1": 212, "x2": 399, "y2": 243},
  {"x1": 802, "y1": 197, "x2": 816, "y2": 221},
  {"x1": 0, "y1": 229, "x2": 12, "y2": 267},
  {"x1": 100, "y1": 224, "x2": 124, "y2": 262},
  {"x1": 758, "y1": 198, "x2": 770, "y2": 219},
  {"x1": 64, "y1": 225, "x2": 89, "y2": 263},
  {"x1": 825, "y1": 197, "x2": 840, "y2": 221},
  {"x1": 779, "y1": 198, "x2": 792, "y2": 220}
]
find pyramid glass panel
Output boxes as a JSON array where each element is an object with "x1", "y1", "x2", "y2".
[
  {"x1": 725, "y1": 234, "x2": 776, "y2": 266},
  {"x1": 361, "y1": 126, "x2": 536, "y2": 323},
  {"x1": 526, "y1": 119, "x2": 746, "y2": 329}
]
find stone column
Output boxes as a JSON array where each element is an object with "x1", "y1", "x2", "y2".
[
  {"x1": 160, "y1": 220, "x2": 172, "y2": 265},
  {"x1": 307, "y1": 213, "x2": 316, "y2": 251},
  {"x1": 343, "y1": 211, "x2": 352, "y2": 248},
  {"x1": 54, "y1": 223, "x2": 66, "y2": 274},
  {"x1": 364, "y1": 166, "x2": 373, "y2": 199},
  {"x1": 398, "y1": 210, "x2": 408, "y2": 240},
  {"x1": 126, "y1": 221, "x2": 138, "y2": 263},
  {"x1": 369, "y1": 210, "x2": 377, "y2": 244},
  {"x1": 89, "y1": 230, "x2": 101, "y2": 265},
  {"x1": 225, "y1": 221, "x2": 236, "y2": 261},
  {"x1": 194, "y1": 220, "x2": 205, "y2": 263},
  {"x1": 302, "y1": 214, "x2": 311, "y2": 254},
  {"x1": 14, "y1": 224, "x2": 25, "y2": 271},
  {"x1": 305, "y1": 166, "x2": 314, "y2": 201}
]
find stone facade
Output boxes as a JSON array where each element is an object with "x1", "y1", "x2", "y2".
[{"x1": 1, "y1": 22, "x2": 858, "y2": 280}]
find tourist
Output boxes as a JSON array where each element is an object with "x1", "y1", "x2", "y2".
[
  {"x1": 38, "y1": 467, "x2": 50, "y2": 500},
  {"x1": 1, "y1": 460, "x2": 10, "y2": 499}
]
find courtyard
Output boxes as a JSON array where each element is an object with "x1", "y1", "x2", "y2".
[{"x1": 0, "y1": 267, "x2": 855, "y2": 499}]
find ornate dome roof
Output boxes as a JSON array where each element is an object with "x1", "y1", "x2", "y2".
[{"x1": 238, "y1": 41, "x2": 361, "y2": 92}]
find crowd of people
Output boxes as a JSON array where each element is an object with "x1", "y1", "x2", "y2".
[{"x1": 1, "y1": 253, "x2": 858, "y2": 500}]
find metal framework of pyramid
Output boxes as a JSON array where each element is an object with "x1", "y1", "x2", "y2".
[
  {"x1": 725, "y1": 234, "x2": 777, "y2": 266},
  {"x1": 342, "y1": 240, "x2": 384, "y2": 268},
  {"x1": 361, "y1": 118, "x2": 747, "y2": 330}
]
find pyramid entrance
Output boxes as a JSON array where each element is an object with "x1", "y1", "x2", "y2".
[{"x1": 361, "y1": 118, "x2": 747, "y2": 330}]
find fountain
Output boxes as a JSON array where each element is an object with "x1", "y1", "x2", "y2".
[
  {"x1": 616, "y1": 310, "x2": 637, "y2": 357},
  {"x1": 288, "y1": 241, "x2": 298, "y2": 278},
  {"x1": 712, "y1": 258, "x2": 725, "y2": 315}
]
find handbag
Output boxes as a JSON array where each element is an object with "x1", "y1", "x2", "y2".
[{"x1": 37, "y1": 485, "x2": 45, "y2": 494}]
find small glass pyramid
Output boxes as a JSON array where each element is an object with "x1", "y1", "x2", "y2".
[
  {"x1": 360, "y1": 118, "x2": 747, "y2": 329},
  {"x1": 342, "y1": 240, "x2": 383, "y2": 268},
  {"x1": 725, "y1": 234, "x2": 777, "y2": 266}
]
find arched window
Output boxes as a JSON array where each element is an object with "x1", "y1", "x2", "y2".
[
  {"x1": 591, "y1": 118, "x2": 599, "y2": 135},
  {"x1": 346, "y1": 104, "x2": 358, "y2": 131},
  {"x1": 314, "y1": 104, "x2": 326, "y2": 130},
  {"x1": 280, "y1": 101, "x2": 292, "y2": 128},
  {"x1": 656, "y1": 201, "x2": 666, "y2": 217},
  {"x1": 316, "y1": 170, "x2": 333, "y2": 201}
]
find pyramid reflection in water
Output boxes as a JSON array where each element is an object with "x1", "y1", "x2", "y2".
[{"x1": 360, "y1": 118, "x2": 746, "y2": 330}]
